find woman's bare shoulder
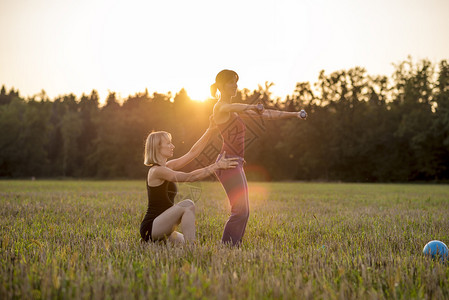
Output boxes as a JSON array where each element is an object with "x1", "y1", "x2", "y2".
[
  {"x1": 213, "y1": 102, "x2": 231, "y2": 124},
  {"x1": 147, "y1": 166, "x2": 165, "y2": 186},
  {"x1": 213, "y1": 101, "x2": 223, "y2": 112}
]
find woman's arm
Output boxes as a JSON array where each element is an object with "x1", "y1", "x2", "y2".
[
  {"x1": 166, "y1": 116, "x2": 217, "y2": 171},
  {"x1": 239, "y1": 109, "x2": 306, "y2": 120},
  {"x1": 217, "y1": 102, "x2": 262, "y2": 114},
  {"x1": 154, "y1": 153, "x2": 238, "y2": 182}
]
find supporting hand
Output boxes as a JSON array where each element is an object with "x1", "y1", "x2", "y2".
[
  {"x1": 215, "y1": 151, "x2": 239, "y2": 169},
  {"x1": 208, "y1": 115, "x2": 218, "y2": 130}
]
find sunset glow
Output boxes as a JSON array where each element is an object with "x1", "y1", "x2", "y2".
[{"x1": 0, "y1": 0, "x2": 448, "y2": 103}]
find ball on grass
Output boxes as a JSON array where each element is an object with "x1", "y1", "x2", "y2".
[{"x1": 422, "y1": 240, "x2": 448, "y2": 262}]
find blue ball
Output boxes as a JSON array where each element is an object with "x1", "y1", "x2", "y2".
[{"x1": 422, "y1": 240, "x2": 449, "y2": 262}]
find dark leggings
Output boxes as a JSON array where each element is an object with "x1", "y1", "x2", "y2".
[{"x1": 215, "y1": 155, "x2": 249, "y2": 246}]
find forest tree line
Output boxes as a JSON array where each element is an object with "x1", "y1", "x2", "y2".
[{"x1": 1, "y1": 57, "x2": 448, "y2": 182}]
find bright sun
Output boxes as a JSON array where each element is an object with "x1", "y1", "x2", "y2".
[{"x1": 185, "y1": 86, "x2": 210, "y2": 102}]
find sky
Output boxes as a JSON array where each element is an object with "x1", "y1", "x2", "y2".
[{"x1": 1, "y1": 0, "x2": 448, "y2": 103}]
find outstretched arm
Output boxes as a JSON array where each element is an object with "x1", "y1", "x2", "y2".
[
  {"x1": 240, "y1": 109, "x2": 306, "y2": 120},
  {"x1": 166, "y1": 116, "x2": 217, "y2": 171},
  {"x1": 216, "y1": 102, "x2": 262, "y2": 114},
  {"x1": 154, "y1": 153, "x2": 238, "y2": 182}
]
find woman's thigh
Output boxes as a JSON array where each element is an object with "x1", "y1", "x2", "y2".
[
  {"x1": 151, "y1": 200, "x2": 194, "y2": 240},
  {"x1": 151, "y1": 205, "x2": 185, "y2": 240},
  {"x1": 217, "y1": 166, "x2": 248, "y2": 204}
]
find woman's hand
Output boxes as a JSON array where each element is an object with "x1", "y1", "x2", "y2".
[
  {"x1": 215, "y1": 151, "x2": 239, "y2": 169},
  {"x1": 253, "y1": 103, "x2": 264, "y2": 115},
  {"x1": 297, "y1": 109, "x2": 307, "y2": 120},
  {"x1": 208, "y1": 115, "x2": 218, "y2": 130}
]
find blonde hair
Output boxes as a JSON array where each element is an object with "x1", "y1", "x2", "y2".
[{"x1": 144, "y1": 131, "x2": 172, "y2": 166}]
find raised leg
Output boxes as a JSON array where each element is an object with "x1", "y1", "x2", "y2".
[{"x1": 151, "y1": 199, "x2": 196, "y2": 242}]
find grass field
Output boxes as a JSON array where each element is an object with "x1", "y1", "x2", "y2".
[{"x1": 1, "y1": 180, "x2": 448, "y2": 299}]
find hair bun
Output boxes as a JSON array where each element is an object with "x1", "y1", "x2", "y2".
[{"x1": 210, "y1": 83, "x2": 218, "y2": 98}]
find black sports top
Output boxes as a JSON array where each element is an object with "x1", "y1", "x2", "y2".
[{"x1": 140, "y1": 164, "x2": 177, "y2": 241}]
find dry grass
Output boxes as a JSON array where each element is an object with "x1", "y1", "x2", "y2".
[{"x1": 1, "y1": 180, "x2": 448, "y2": 299}]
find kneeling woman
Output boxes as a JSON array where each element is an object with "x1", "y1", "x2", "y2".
[{"x1": 141, "y1": 123, "x2": 238, "y2": 243}]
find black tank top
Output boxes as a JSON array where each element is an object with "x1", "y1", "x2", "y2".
[{"x1": 142, "y1": 165, "x2": 177, "y2": 223}]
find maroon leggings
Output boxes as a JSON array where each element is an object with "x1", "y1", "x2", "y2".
[{"x1": 215, "y1": 155, "x2": 249, "y2": 246}]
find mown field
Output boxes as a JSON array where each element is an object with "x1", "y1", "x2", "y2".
[{"x1": 1, "y1": 180, "x2": 448, "y2": 299}]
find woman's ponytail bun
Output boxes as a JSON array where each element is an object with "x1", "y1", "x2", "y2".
[{"x1": 210, "y1": 83, "x2": 218, "y2": 98}]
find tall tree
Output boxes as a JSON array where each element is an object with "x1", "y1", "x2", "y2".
[
  {"x1": 432, "y1": 60, "x2": 449, "y2": 179},
  {"x1": 78, "y1": 90, "x2": 100, "y2": 177}
]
